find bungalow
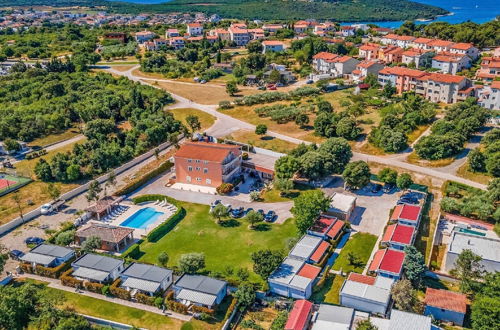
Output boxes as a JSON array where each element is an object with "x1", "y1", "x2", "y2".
[
  {"x1": 391, "y1": 203, "x2": 422, "y2": 226},
  {"x1": 307, "y1": 215, "x2": 336, "y2": 239},
  {"x1": 371, "y1": 309, "x2": 433, "y2": 330},
  {"x1": 285, "y1": 299, "x2": 313, "y2": 330},
  {"x1": 75, "y1": 223, "x2": 134, "y2": 253},
  {"x1": 351, "y1": 60, "x2": 385, "y2": 82},
  {"x1": 268, "y1": 257, "x2": 321, "y2": 299},
  {"x1": 311, "y1": 304, "x2": 354, "y2": 330},
  {"x1": 431, "y1": 53, "x2": 471, "y2": 74},
  {"x1": 340, "y1": 26, "x2": 355, "y2": 37},
  {"x1": 20, "y1": 244, "x2": 74, "y2": 268},
  {"x1": 369, "y1": 248, "x2": 406, "y2": 279},
  {"x1": 326, "y1": 192, "x2": 356, "y2": 221},
  {"x1": 289, "y1": 235, "x2": 330, "y2": 265},
  {"x1": 187, "y1": 23, "x2": 203, "y2": 36},
  {"x1": 381, "y1": 223, "x2": 416, "y2": 250},
  {"x1": 103, "y1": 32, "x2": 126, "y2": 43},
  {"x1": 120, "y1": 262, "x2": 173, "y2": 296},
  {"x1": 449, "y1": 42, "x2": 479, "y2": 60},
  {"x1": 165, "y1": 28, "x2": 180, "y2": 38},
  {"x1": 262, "y1": 40, "x2": 286, "y2": 53},
  {"x1": 174, "y1": 274, "x2": 227, "y2": 309},
  {"x1": 339, "y1": 273, "x2": 394, "y2": 315},
  {"x1": 71, "y1": 253, "x2": 124, "y2": 283},
  {"x1": 134, "y1": 30, "x2": 155, "y2": 43},
  {"x1": 424, "y1": 288, "x2": 468, "y2": 326}
]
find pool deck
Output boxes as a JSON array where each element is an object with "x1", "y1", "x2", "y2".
[{"x1": 106, "y1": 202, "x2": 176, "y2": 237}]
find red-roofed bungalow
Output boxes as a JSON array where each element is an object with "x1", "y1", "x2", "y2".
[
  {"x1": 369, "y1": 248, "x2": 405, "y2": 279},
  {"x1": 424, "y1": 288, "x2": 468, "y2": 326},
  {"x1": 285, "y1": 299, "x2": 313, "y2": 330},
  {"x1": 390, "y1": 204, "x2": 422, "y2": 226},
  {"x1": 309, "y1": 241, "x2": 331, "y2": 264},
  {"x1": 307, "y1": 215, "x2": 335, "y2": 238},
  {"x1": 381, "y1": 223, "x2": 415, "y2": 250}
]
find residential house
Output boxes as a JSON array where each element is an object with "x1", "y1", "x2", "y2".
[
  {"x1": 268, "y1": 257, "x2": 321, "y2": 299},
  {"x1": 378, "y1": 45, "x2": 404, "y2": 64},
  {"x1": 431, "y1": 53, "x2": 471, "y2": 74},
  {"x1": 289, "y1": 235, "x2": 330, "y2": 265},
  {"x1": 326, "y1": 192, "x2": 356, "y2": 221},
  {"x1": 371, "y1": 309, "x2": 434, "y2": 330},
  {"x1": 169, "y1": 37, "x2": 185, "y2": 50},
  {"x1": 174, "y1": 274, "x2": 227, "y2": 309},
  {"x1": 103, "y1": 32, "x2": 126, "y2": 43},
  {"x1": 351, "y1": 60, "x2": 385, "y2": 82},
  {"x1": 143, "y1": 41, "x2": 155, "y2": 51},
  {"x1": 427, "y1": 39, "x2": 455, "y2": 53},
  {"x1": 75, "y1": 223, "x2": 134, "y2": 252},
  {"x1": 476, "y1": 81, "x2": 500, "y2": 110},
  {"x1": 476, "y1": 55, "x2": 500, "y2": 82},
  {"x1": 134, "y1": 30, "x2": 155, "y2": 43},
  {"x1": 444, "y1": 231, "x2": 500, "y2": 273},
  {"x1": 314, "y1": 53, "x2": 360, "y2": 77},
  {"x1": 174, "y1": 142, "x2": 242, "y2": 188},
  {"x1": 377, "y1": 67, "x2": 428, "y2": 95},
  {"x1": 307, "y1": 215, "x2": 345, "y2": 241},
  {"x1": 369, "y1": 248, "x2": 406, "y2": 279},
  {"x1": 380, "y1": 34, "x2": 415, "y2": 48},
  {"x1": 411, "y1": 37, "x2": 433, "y2": 50},
  {"x1": 262, "y1": 40, "x2": 286, "y2": 53},
  {"x1": 339, "y1": 273, "x2": 394, "y2": 315},
  {"x1": 285, "y1": 299, "x2": 313, "y2": 330},
  {"x1": 390, "y1": 203, "x2": 422, "y2": 226},
  {"x1": 340, "y1": 26, "x2": 355, "y2": 37},
  {"x1": 20, "y1": 244, "x2": 74, "y2": 268},
  {"x1": 71, "y1": 253, "x2": 124, "y2": 283},
  {"x1": 373, "y1": 27, "x2": 393, "y2": 35},
  {"x1": 401, "y1": 48, "x2": 434, "y2": 68},
  {"x1": 165, "y1": 28, "x2": 180, "y2": 38},
  {"x1": 358, "y1": 43, "x2": 381, "y2": 60},
  {"x1": 187, "y1": 23, "x2": 203, "y2": 36},
  {"x1": 293, "y1": 24, "x2": 308, "y2": 34},
  {"x1": 424, "y1": 288, "x2": 468, "y2": 326},
  {"x1": 311, "y1": 304, "x2": 354, "y2": 329},
  {"x1": 248, "y1": 28, "x2": 265, "y2": 40},
  {"x1": 449, "y1": 42, "x2": 479, "y2": 59},
  {"x1": 228, "y1": 27, "x2": 250, "y2": 46},
  {"x1": 381, "y1": 223, "x2": 416, "y2": 250},
  {"x1": 120, "y1": 262, "x2": 173, "y2": 296},
  {"x1": 209, "y1": 28, "x2": 231, "y2": 42},
  {"x1": 262, "y1": 24, "x2": 283, "y2": 33},
  {"x1": 416, "y1": 73, "x2": 470, "y2": 104}
]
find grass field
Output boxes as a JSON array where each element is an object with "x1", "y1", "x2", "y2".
[
  {"x1": 414, "y1": 193, "x2": 440, "y2": 263},
  {"x1": 260, "y1": 182, "x2": 316, "y2": 203},
  {"x1": 27, "y1": 129, "x2": 80, "y2": 148},
  {"x1": 223, "y1": 129, "x2": 298, "y2": 154},
  {"x1": 311, "y1": 274, "x2": 345, "y2": 304},
  {"x1": 406, "y1": 152, "x2": 455, "y2": 167},
  {"x1": 137, "y1": 201, "x2": 298, "y2": 283},
  {"x1": 456, "y1": 162, "x2": 492, "y2": 185},
  {"x1": 169, "y1": 108, "x2": 216, "y2": 132},
  {"x1": 332, "y1": 233, "x2": 378, "y2": 273}
]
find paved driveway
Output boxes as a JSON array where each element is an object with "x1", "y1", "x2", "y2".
[{"x1": 322, "y1": 177, "x2": 400, "y2": 236}]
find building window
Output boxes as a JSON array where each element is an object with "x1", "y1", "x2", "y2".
[
  {"x1": 206, "y1": 179, "x2": 211, "y2": 184},
  {"x1": 196, "y1": 167, "x2": 201, "y2": 171},
  {"x1": 188, "y1": 166, "x2": 192, "y2": 172},
  {"x1": 196, "y1": 177, "x2": 201, "y2": 182},
  {"x1": 186, "y1": 176, "x2": 191, "y2": 182},
  {"x1": 188, "y1": 159, "x2": 192, "y2": 163},
  {"x1": 196, "y1": 159, "x2": 201, "y2": 163},
  {"x1": 203, "y1": 168, "x2": 208, "y2": 173}
]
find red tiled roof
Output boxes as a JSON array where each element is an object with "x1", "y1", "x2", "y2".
[
  {"x1": 357, "y1": 60, "x2": 380, "y2": 68},
  {"x1": 412, "y1": 37, "x2": 433, "y2": 44},
  {"x1": 352, "y1": 69, "x2": 362, "y2": 75},
  {"x1": 262, "y1": 40, "x2": 285, "y2": 46},
  {"x1": 491, "y1": 81, "x2": 500, "y2": 89},
  {"x1": 360, "y1": 44, "x2": 380, "y2": 51},
  {"x1": 175, "y1": 142, "x2": 240, "y2": 162},
  {"x1": 348, "y1": 272, "x2": 376, "y2": 285},
  {"x1": 371, "y1": 249, "x2": 405, "y2": 274},
  {"x1": 432, "y1": 54, "x2": 463, "y2": 63},
  {"x1": 427, "y1": 39, "x2": 454, "y2": 47},
  {"x1": 297, "y1": 264, "x2": 321, "y2": 279},
  {"x1": 310, "y1": 241, "x2": 331, "y2": 263},
  {"x1": 76, "y1": 223, "x2": 133, "y2": 244},
  {"x1": 382, "y1": 224, "x2": 397, "y2": 243},
  {"x1": 379, "y1": 66, "x2": 427, "y2": 78},
  {"x1": 313, "y1": 51, "x2": 338, "y2": 60},
  {"x1": 425, "y1": 288, "x2": 468, "y2": 314},
  {"x1": 391, "y1": 224, "x2": 415, "y2": 245},
  {"x1": 309, "y1": 216, "x2": 335, "y2": 234},
  {"x1": 450, "y1": 42, "x2": 474, "y2": 50},
  {"x1": 327, "y1": 220, "x2": 345, "y2": 239},
  {"x1": 285, "y1": 300, "x2": 313, "y2": 330},
  {"x1": 391, "y1": 204, "x2": 421, "y2": 222}
]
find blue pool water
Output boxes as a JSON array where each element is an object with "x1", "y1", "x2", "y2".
[{"x1": 120, "y1": 207, "x2": 164, "y2": 230}]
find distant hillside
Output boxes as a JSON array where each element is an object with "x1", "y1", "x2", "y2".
[{"x1": 0, "y1": 0, "x2": 449, "y2": 22}]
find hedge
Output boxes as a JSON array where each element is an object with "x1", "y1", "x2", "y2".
[
  {"x1": 115, "y1": 161, "x2": 173, "y2": 196},
  {"x1": 21, "y1": 259, "x2": 74, "y2": 279},
  {"x1": 47, "y1": 222, "x2": 76, "y2": 244},
  {"x1": 110, "y1": 278, "x2": 131, "y2": 300},
  {"x1": 132, "y1": 194, "x2": 180, "y2": 207},
  {"x1": 136, "y1": 292, "x2": 156, "y2": 306},
  {"x1": 147, "y1": 207, "x2": 186, "y2": 243},
  {"x1": 84, "y1": 281, "x2": 105, "y2": 293},
  {"x1": 166, "y1": 300, "x2": 189, "y2": 314},
  {"x1": 223, "y1": 298, "x2": 238, "y2": 322},
  {"x1": 61, "y1": 268, "x2": 83, "y2": 288},
  {"x1": 191, "y1": 305, "x2": 215, "y2": 315},
  {"x1": 121, "y1": 239, "x2": 144, "y2": 259}
]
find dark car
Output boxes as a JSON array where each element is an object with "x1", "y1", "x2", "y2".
[
  {"x1": 9, "y1": 250, "x2": 24, "y2": 260},
  {"x1": 399, "y1": 198, "x2": 418, "y2": 205},
  {"x1": 371, "y1": 184, "x2": 382, "y2": 193},
  {"x1": 230, "y1": 207, "x2": 244, "y2": 218},
  {"x1": 245, "y1": 208, "x2": 254, "y2": 215},
  {"x1": 257, "y1": 209, "x2": 264, "y2": 216},
  {"x1": 25, "y1": 237, "x2": 44, "y2": 245},
  {"x1": 383, "y1": 184, "x2": 395, "y2": 193},
  {"x1": 265, "y1": 210, "x2": 276, "y2": 222}
]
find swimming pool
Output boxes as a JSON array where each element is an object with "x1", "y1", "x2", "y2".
[
  {"x1": 457, "y1": 228, "x2": 486, "y2": 237},
  {"x1": 120, "y1": 207, "x2": 164, "y2": 230}
]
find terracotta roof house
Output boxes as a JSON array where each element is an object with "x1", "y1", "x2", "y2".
[
  {"x1": 340, "y1": 273, "x2": 394, "y2": 315},
  {"x1": 369, "y1": 248, "x2": 406, "y2": 279},
  {"x1": 75, "y1": 223, "x2": 134, "y2": 252},
  {"x1": 390, "y1": 204, "x2": 422, "y2": 226},
  {"x1": 381, "y1": 223, "x2": 416, "y2": 250},
  {"x1": 285, "y1": 299, "x2": 313, "y2": 330},
  {"x1": 424, "y1": 288, "x2": 468, "y2": 326},
  {"x1": 262, "y1": 40, "x2": 286, "y2": 53}
]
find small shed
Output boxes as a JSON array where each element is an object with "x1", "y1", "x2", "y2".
[
  {"x1": 326, "y1": 192, "x2": 356, "y2": 221},
  {"x1": 424, "y1": 288, "x2": 468, "y2": 326}
]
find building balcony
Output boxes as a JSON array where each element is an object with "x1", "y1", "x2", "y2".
[
  {"x1": 222, "y1": 166, "x2": 240, "y2": 182},
  {"x1": 222, "y1": 155, "x2": 241, "y2": 168}
]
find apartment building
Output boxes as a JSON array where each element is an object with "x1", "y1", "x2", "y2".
[
  {"x1": 312, "y1": 52, "x2": 359, "y2": 77},
  {"x1": 174, "y1": 142, "x2": 242, "y2": 188},
  {"x1": 449, "y1": 42, "x2": 479, "y2": 60},
  {"x1": 134, "y1": 30, "x2": 155, "y2": 43},
  {"x1": 431, "y1": 53, "x2": 471, "y2": 74},
  {"x1": 380, "y1": 34, "x2": 416, "y2": 48},
  {"x1": 187, "y1": 22, "x2": 203, "y2": 36},
  {"x1": 401, "y1": 48, "x2": 434, "y2": 68},
  {"x1": 351, "y1": 60, "x2": 385, "y2": 82},
  {"x1": 262, "y1": 24, "x2": 283, "y2": 33},
  {"x1": 476, "y1": 53, "x2": 500, "y2": 82},
  {"x1": 228, "y1": 26, "x2": 250, "y2": 46},
  {"x1": 262, "y1": 40, "x2": 286, "y2": 53},
  {"x1": 415, "y1": 73, "x2": 470, "y2": 104},
  {"x1": 358, "y1": 43, "x2": 380, "y2": 60},
  {"x1": 377, "y1": 66, "x2": 428, "y2": 94},
  {"x1": 476, "y1": 81, "x2": 500, "y2": 110},
  {"x1": 378, "y1": 45, "x2": 404, "y2": 64}
]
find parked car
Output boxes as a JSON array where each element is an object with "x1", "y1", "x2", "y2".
[
  {"x1": 268, "y1": 85, "x2": 277, "y2": 90},
  {"x1": 306, "y1": 79, "x2": 314, "y2": 84},
  {"x1": 9, "y1": 250, "x2": 24, "y2": 260},
  {"x1": 200, "y1": 80, "x2": 207, "y2": 84},
  {"x1": 230, "y1": 207, "x2": 244, "y2": 218},
  {"x1": 275, "y1": 82, "x2": 284, "y2": 87},
  {"x1": 25, "y1": 237, "x2": 44, "y2": 245},
  {"x1": 371, "y1": 184, "x2": 382, "y2": 193},
  {"x1": 399, "y1": 198, "x2": 418, "y2": 205},
  {"x1": 245, "y1": 208, "x2": 254, "y2": 215},
  {"x1": 383, "y1": 184, "x2": 395, "y2": 193},
  {"x1": 257, "y1": 209, "x2": 264, "y2": 216},
  {"x1": 257, "y1": 86, "x2": 266, "y2": 91},
  {"x1": 264, "y1": 210, "x2": 276, "y2": 222},
  {"x1": 40, "y1": 203, "x2": 53, "y2": 215}
]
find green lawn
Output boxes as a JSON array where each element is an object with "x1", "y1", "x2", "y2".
[
  {"x1": 311, "y1": 274, "x2": 345, "y2": 305},
  {"x1": 137, "y1": 201, "x2": 298, "y2": 283},
  {"x1": 260, "y1": 182, "x2": 317, "y2": 203},
  {"x1": 332, "y1": 233, "x2": 378, "y2": 273}
]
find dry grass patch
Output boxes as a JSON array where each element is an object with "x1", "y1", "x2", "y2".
[
  {"x1": 27, "y1": 129, "x2": 80, "y2": 148},
  {"x1": 236, "y1": 307, "x2": 278, "y2": 330},
  {"x1": 406, "y1": 152, "x2": 455, "y2": 167},
  {"x1": 169, "y1": 108, "x2": 216, "y2": 131},
  {"x1": 456, "y1": 162, "x2": 493, "y2": 185},
  {"x1": 223, "y1": 129, "x2": 297, "y2": 154},
  {"x1": 407, "y1": 125, "x2": 431, "y2": 144}
]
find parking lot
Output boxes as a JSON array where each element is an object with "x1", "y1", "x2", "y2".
[{"x1": 322, "y1": 178, "x2": 402, "y2": 236}]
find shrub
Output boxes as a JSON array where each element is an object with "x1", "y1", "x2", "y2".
[
  {"x1": 154, "y1": 296, "x2": 164, "y2": 309},
  {"x1": 216, "y1": 183, "x2": 234, "y2": 195},
  {"x1": 115, "y1": 161, "x2": 173, "y2": 196},
  {"x1": 219, "y1": 100, "x2": 233, "y2": 109},
  {"x1": 136, "y1": 292, "x2": 155, "y2": 306},
  {"x1": 102, "y1": 285, "x2": 110, "y2": 296},
  {"x1": 60, "y1": 268, "x2": 83, "y2": 288},
  {"x1": 34, "y1": 259, "x2": 72, "y2": 279},
  {"x1": 223, "y1": 298, "x2": 238, "y2": 321},
  {"x1": 166, "y1": 300, "x2": 189, "y2": 314},
  {"x1": 110, "y1": 279, "x2": 131, "y2": 300},
  {"x1": 166, "y1": 290, "x2": 175, "y2": 301},
  {"x1": 242, "y1": 152, "x2": 249, "y2": 160},
  {"x1": 191, "y1": 305, "x2": 215, "y2": 315},
  {"x1": 83, "y1": 281, "x2": 104, "y2": 293}
]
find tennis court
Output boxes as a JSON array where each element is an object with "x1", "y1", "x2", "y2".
[{"x1": 0, "y1": 173, "x2": 32, "y2": 196}]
